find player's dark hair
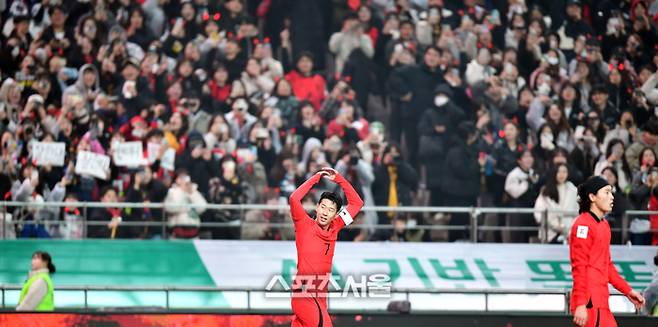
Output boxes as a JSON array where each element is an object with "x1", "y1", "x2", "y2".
[
  {"x1": 577, "y1": 176, "x2": 609, "y2": 214},
  {"x1": 577, "y1": 185, "x2": 593, "y2": 214},
  {"x1": 319, "y1": 192, "x2": 342, "y2": 211}
]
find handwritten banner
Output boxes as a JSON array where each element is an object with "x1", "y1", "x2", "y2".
[
  {"x1": 160, "y1": 148, "x2": 176, "y2": 171},
  {"x1": 147, "y1": 142, "x2": 161, "y2": 164},
  {"x1": 75, "y1": 151, "x2": 110, "y2": 180},
  {"x1": 32, "y1": 142, "x2": 66, "y2": 166},
  {"x1": 113, "y1": 142, "x2": 144, "y2": 167}
]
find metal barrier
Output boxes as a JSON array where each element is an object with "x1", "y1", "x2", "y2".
[
  {"x1": 0, "y1": 284, "x2": 588, "y2": 314},
  {"x1": 1, "y1": 201, "x2": 656, "y2": 243}
]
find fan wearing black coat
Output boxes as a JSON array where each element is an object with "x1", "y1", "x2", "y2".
[
  {"x1": 440, "y1": 121, "x2": 483, "y2": 242},
  {"x1": 418, "y1": 84, "x2": 467, "y2": 207},
  {"x1": 386, "y1": 46, "x2": 446, "y2": 166}
]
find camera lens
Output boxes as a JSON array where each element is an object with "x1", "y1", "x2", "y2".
[{"x1": 349, "y1": 156, "x2": 359, "y2": 165}]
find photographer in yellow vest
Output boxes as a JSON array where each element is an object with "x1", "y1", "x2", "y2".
[{"x1": 16, "y1": 251, "x2": 55, "y2": 311}]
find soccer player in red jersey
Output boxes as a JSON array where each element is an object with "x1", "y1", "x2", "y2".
[
  {"x1": 570, "y1": 176, "x2": 645, "y2": 327},
  {"x1": 289, "y1": 167, "x2": 363, "y2": 327}
]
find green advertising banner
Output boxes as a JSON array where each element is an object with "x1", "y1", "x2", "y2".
[
  {"x1": 0, "y1": 240, "x2": 224, "y2": 309},
  {"x1": 0, "y1": 240, "x2": 655, "y2": 312}
]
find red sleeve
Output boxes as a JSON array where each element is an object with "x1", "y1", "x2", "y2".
[
  {"x1": 289, "y1": 174, "x2": 321, "y2": 223},
  {"x1": 569, "y1": 221, "x2": 593, "y2": 311},
  {"x1": 608, "y1": 257, "x2": 632, "y2": 295},
  {"x1": 334, "y1": 173, "x2": 364, "y2": 227}
]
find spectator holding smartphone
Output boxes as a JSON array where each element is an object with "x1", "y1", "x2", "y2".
[
  {"x1": 626, "y1": 119, "x2": 658, "y2": 171},
  {"x1": 165, "y1": 169, "x2": 207, "y2": 239},
  {"x1": 594, "y1": 139, "x2": 632, "y2": 192}
]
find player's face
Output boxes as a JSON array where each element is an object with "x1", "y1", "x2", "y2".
[
  {"x1": 316, "y1": 199, "x2": 338, "y2": 228},
  {"x1": 591, "y1": 185, "x2": 614, "y2": 213}
]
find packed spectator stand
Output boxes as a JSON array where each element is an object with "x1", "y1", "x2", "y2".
[{"x1": 1, "y1": 0, "x2": 658, "y2": 244}]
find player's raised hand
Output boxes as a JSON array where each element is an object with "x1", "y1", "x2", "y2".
[
  {"x1": 319, "y1": 167, "x2": 339, "y2": 181},
  {"x1": 315, "y1": 170, "x2": 329, "y2": 178}
]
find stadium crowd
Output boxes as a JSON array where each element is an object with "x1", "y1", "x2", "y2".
[{"x1": 1, "y1": 0, "x2": 658, "y2": 243}]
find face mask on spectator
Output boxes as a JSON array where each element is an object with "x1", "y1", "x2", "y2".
[
  {"x1": 122, "y1": 81, "x2": 136, "y2": 99},
  {"x1": 537, "y1": 83, "x2": 551, "y2": 96},
  {"x1": 132, "y1": 128, "x2": 145, "y2": 138},
  {"x1": 580, "y1": 50, "x2": 587, "y2": 58},
  {"x1": 234, "y1": 98, "x2": 249, "y2": 113},
  {"x1": 546, "y1": 56, "x2": 559, "y2": 66},
  {"x1": 83, "y1": 24, "x2": 97, "y2": 37},
  {"x1": 434, "y1": 95, "x2": 449, "y2": 107},
  {"x1": 35, "y1": 48, "x2": 48, "y2": 62}
]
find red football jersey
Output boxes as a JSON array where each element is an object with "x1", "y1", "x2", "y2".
[
  {"x1": 289, "y1": 173, "x2": 363, "y2": 295},
  {"x1": 569, "y1": 211, "x2": 631, "y2": 312}
]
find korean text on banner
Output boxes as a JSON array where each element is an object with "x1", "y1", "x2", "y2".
[
  {"x1": 113, "y1": 141, "x2": 144, "y2": 167},
  {"x1": 32, "y1": 142, "x2": 66, "y2": 166},
  {"x1": 75, "y1": 151, "x2": 111, "y2": 180}
]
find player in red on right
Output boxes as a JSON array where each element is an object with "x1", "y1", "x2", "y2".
[
  {"x1": 289, "y1": 167, "x2": 363, "y2": 327},
  {"x1": 570, "y1": 176, "x2": 645, "y2": 326}
]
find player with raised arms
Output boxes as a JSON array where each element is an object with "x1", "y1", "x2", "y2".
[{"x1": 289, "y1": 167, "x2": 364, "y2": 327}]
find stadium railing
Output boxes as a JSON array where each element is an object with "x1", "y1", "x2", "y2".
[
  {"x1": 1, "y1": 201, "x2": 656, "y2": 243},
  {"x1": 0, "y1": 284, "x2": 640, "y2": 314}
]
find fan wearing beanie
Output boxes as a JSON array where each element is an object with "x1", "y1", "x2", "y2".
[{"x1": 569, "y1": 176, "x2": 645, "y2": 326}]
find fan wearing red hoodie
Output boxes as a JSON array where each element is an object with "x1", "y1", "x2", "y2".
[
  {"x1": 285, "y1": 52, "x2": 326, "y2": 110},
  {"x1": 570, "y1": 176, "x2": 645, "y2": 327}
]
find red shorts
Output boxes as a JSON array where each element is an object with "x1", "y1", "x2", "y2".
[{"x1": 291, "y1": 293, "x2": 331, "y2": 327}]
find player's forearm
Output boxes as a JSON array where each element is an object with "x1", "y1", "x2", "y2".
[
  {"x1": 335, "y1": 173, "x2": 364, "y2": 217},
  {"x1": 608, "y1": 261, "x2": 632, "y2": 295},
  {"x1": 289, "y1": 174, "x2": 321, "y2": 204}
]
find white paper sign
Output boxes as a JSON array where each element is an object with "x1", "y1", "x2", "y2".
[
  {"x1": 32, "y1": 142, "x2": 66, "y2": 166},
  {"x1": 75, "y1": 151, "x2": 111, "y2": 180},
  {"x1": 160, "y1": 148, "x2": 176, "y2": 171},
  {"x1": 112, "y1": 141, "x2": 144, "y2": 167},
  {"x1": 147, "y1": 142, "x2": 161, "y2": 164}
]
